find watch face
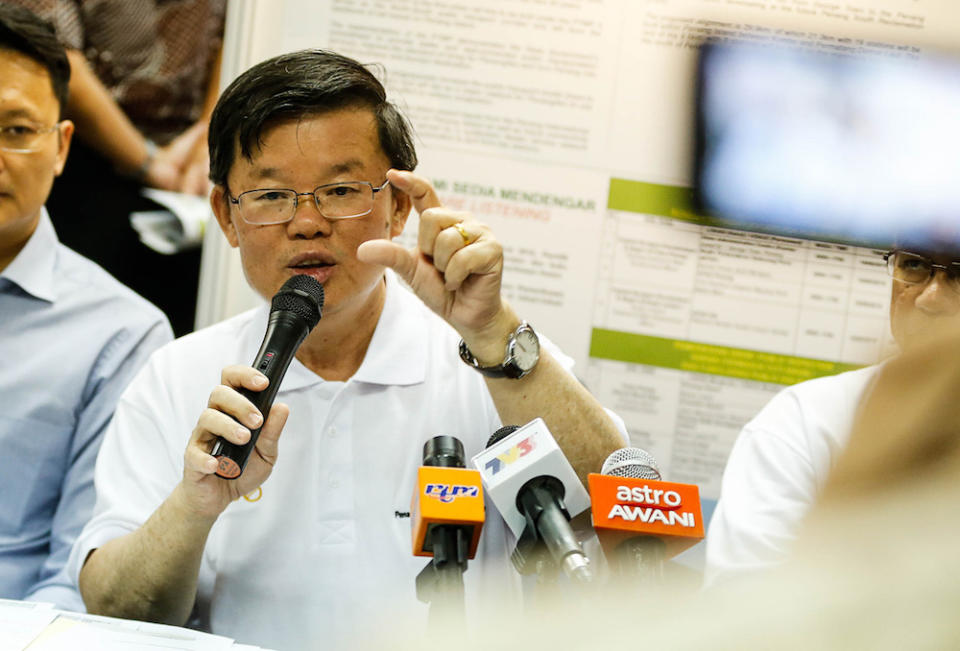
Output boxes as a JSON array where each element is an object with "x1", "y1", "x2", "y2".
[{"x1": 512, "y1": 328, "x2": 540, "y2": 371}]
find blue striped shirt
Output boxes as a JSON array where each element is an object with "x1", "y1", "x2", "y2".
[{"x1": 0, "y1": 211, "x2": 172, "y2": 610}]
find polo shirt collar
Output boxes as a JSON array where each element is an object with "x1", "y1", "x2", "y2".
[
  {"x1": 352, "y1": 271, "x2": 427, "y2": 386},
  {"x1": 257, "y1": 271, "x2": 427, "y2": 392},
  {"x1": 1, "y1": 209, "x2": 58, "y2": 303}
]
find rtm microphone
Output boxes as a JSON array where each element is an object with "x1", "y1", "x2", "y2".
[
  {"x1": 472, "y1": 418, "x2": 594, "y2": 584},
  {"x1": 211, "y1": 275, "x2": 324, "y2": 479},
  {"x1": 588, "y1": 448, "x2": 704, "y2": 581},
  {"x1": 412, "y1": 436, "x2": 485, "y2": 567},
  {"x1": 412, "y1": 436, "x2": 484, "y2": 626}
]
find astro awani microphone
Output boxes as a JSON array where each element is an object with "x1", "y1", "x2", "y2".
[{"x1": 588, "y1": 447, "x2": 704, "y2": 580}]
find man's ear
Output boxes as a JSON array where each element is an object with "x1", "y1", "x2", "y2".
[
  {"x1": 211, "y1": 185, "x2": 239, "y2": 248},
  {"x1": 388, "y1": 185, "x2": 411, "y2": 239},
  {"x1": 54, "y1": 120, "x2": 74, "y2": 176}
]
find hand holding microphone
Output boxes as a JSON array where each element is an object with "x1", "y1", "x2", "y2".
[
  {"x1": 180, "y1": 275, "x2": 323, "y2": 518},
  {"x1": 210, "y1": 275, "x2": 324, "y2": 478}
]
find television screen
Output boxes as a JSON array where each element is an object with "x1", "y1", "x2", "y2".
[{"x1": 694, "y1": 41, "x2": 960, "y2": 250}]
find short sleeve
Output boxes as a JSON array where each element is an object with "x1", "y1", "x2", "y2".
[
  {"x1": 65, "y1": 350, "x2": 186, "y2": 589},
  {"x1": 704, "y1": 390, "x2": 818, "y2": 586}
]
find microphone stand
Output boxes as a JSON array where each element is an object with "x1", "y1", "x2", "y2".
[
  {"x1": 510, "y1": 479, "x2": 594, "y2": 586},
  {"x1": 610, "y1": 537, "x2": 665, "y2": 584},
  {"x1": 415, "y1": 524, "x2": 470, "y2": 630}
]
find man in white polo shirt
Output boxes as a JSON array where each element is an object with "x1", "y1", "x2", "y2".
[
  {"x1": 706, "y1": 244, "x2": 960, "y2": 585},
  {"x1": 68, "y1": 49, "x2": 626, "y2": 649}
]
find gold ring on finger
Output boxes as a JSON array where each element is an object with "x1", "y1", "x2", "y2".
[{"x1": 453, "y1": 222, "x2": 471, "y2": 245}]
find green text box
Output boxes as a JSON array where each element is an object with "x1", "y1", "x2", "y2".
[
  {"x1": 607, "y1": 179, "x2": 709, "y2": 225},
  {"x1": 590, "y1": 329, "x2": 861, "y2": 385}
]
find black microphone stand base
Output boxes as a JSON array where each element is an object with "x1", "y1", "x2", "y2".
[
  {"x1": 415, "y1": 525, "x2": 469, "y2": 631},
  {"x1": 611, "y1": 536, "x2": 666, "y2": 584}
]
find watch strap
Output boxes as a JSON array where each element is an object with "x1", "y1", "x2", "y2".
[
  {"x1": 458, "y1": 321, "x2": 538, "y2": 379},
  {"x1": 458, "y1": 339, "x2": 522, "y2": 378}
]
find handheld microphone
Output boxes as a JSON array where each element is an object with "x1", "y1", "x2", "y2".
[
  {"x1": 412, "y1": 436, "x2": 484, "y2": 624},
  {"x1": 588, "y1": 448, "x2": 704, "y2": 580},
  {"x1": 471, "y1": 418, "x2": 594, "y2": 584},
  {"x1": 211, "y1": 275, "x2": 324, "y2": 479}
]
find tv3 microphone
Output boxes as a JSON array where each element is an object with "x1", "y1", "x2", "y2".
[
  {"x1": 211, "y1": 274, "x2": 324, "y2": 479},
  {"x1": 588, "y1": 448, "x2": 704, "y2": 578},
  {"x1": 471, "y1": 418, "x2": 594, "y2": 583}
]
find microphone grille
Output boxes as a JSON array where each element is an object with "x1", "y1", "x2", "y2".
[
  {"x1": 271, "y1": 275, "x2": 324, "y2": 328},
  {"x1": 601, "y1": 447, "x2": 661, "y2": 480},
  {"x1": 422, "y1": 435, "x2": 465, "y2": 468},
  {"x1": 486, "y1": 425, "x2": 520, "y2": 448}
]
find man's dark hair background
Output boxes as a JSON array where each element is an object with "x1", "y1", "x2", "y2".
[
  {"x1": 208, "y1": 48, "x2": 418, "y2": 188},
  {"x1": 0, "y1": 2, "x2": 69, "y2": 112}
]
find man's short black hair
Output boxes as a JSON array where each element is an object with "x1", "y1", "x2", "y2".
[
  {"x1": 0, "y1": 3, "x2": 70, "y2": 112},
  {"x1": 208, "y1": 49, "x2": 417, "y2": 187}
]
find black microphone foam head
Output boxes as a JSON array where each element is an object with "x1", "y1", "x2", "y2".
[
  {"x1": 422, "y1": 435, "x2": 465, "y2": 468},
  {"x1": 271, "y1": 275, "x2": 324, "y2": 328},
  {"x1": 486, "y1": 425, "x2": 520, "y2": 448},
  {"x1": 601, "y1": 447, "x2": 662, "y2": 480}
]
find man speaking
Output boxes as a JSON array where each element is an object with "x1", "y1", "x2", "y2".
[{"x1": 67, "y1": 49, "x2": 625, "y2": 648}]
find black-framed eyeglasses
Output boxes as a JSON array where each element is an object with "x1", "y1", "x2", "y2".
[
  {"x1": 0, "y1": 122, "x2": 63, "y2": 153},
  {"x1": 228, "y1": 179, "x2": 390, "y2": 225},
  {"x1": 883, "y1": 250, "x2": 960, "y2": 294}
]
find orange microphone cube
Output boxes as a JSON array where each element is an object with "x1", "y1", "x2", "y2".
[
  {"x1": 588, "y1": 473, "x2": 704, "y2": 559},
  {"x1": 411, "y1": 466, "x2": 485, "y2": 559}
]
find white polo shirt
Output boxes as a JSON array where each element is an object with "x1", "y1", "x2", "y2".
[
  {"x1": 68, "y1": 272, "x2": 585, "y2": 649},
  {"x1": 704, "y1": 365, "x2": 881, "y2": 587}
]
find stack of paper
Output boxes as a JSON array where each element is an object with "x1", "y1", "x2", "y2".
[{"x1": 0, "y1": 599, "x2": 275, "y2": 651}]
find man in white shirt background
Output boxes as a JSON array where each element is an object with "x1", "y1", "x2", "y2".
[
  {"x1": 68, "y1": 48, "x2": 626, "y2": 649},
  {"x1": 706, "y1": 243, "x2": 960, "y2": 585}
]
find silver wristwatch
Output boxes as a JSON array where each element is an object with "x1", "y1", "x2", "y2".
[{"x1": 458, "y1": 322, "x2": 540, "y2": 379}]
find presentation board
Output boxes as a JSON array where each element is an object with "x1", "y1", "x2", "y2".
[{"x1": 199, "y1": 0, "x2": 958, "y2": 533}]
